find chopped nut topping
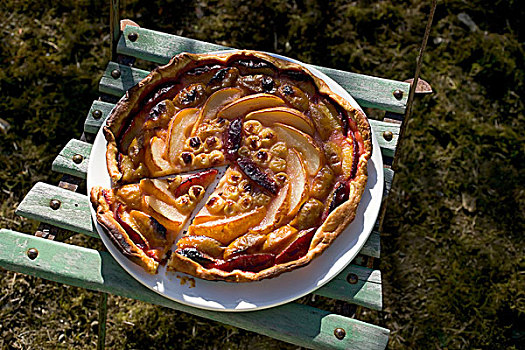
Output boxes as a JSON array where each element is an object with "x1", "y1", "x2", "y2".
[
  {"x1": 189, "y1": 136, "x2": 202, "y2": 149},
  {"x1": 209, "y1": 150, "x2": 225, "y2": 165},
  {"x1": 244, "y1": 120, "x2": 263, "y2": 134},
  {"x1": 269, "y1": 157, "x2": 287, "y2": 172},
  {"x1": 180, "y1": 152, "x2": 193, "y2": 165},
  {"x1": 246, "y1": 135, "x2": 260, "y2": 150},
  {"x1": 274, "y1": 172, "x2": 289, "y2": 186}
]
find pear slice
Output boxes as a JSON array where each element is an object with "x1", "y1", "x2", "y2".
[
  {"x1": 250, "y1": 183, "x2": 290, "y2": 234},
  {"x1": 143, "y1": 195, "x2": 185, "y2": 230},
  {"x1": 217, "y1": 93, "x2": 286, "y2": 120},
  {"x1": 286, "y1": 149, "x2": 309, "y2": 217},
  {"x1": 176, "y1": 235, "x2": 225, "y2": 258},
  {"x1": 188, "y1": 207, "x2": 267, "y2": 245},
  {"x1": 223, "y1": 232, "x2": 267, "y2": 260},
  {"x1": 167, "y1": 108, "x2": 199, "y2": 165},
  {"x1": 341, "y1": 137, "x2": 358, "y2": 180},
  {"x1": 273, "y1": 123, "x2": 322, "y2": 175},
  {"x1": 261, "y1": 225, "x2": 299, "y2": 254},
  {"x1": 140, "y1": 178, "x2": 178, "y2": 206},
  {"x1": 245, "y1": 107, "x2": 315, "y2": 136},
  {"x1": 144, "y1": 136, "x2": 174, "y2": 175},
  {"x1": 191, "y1": 87, "x2": 243, "y2": 135},
  {"x1": 192, "y1": 205, "x2": 223, "y2": 225}
]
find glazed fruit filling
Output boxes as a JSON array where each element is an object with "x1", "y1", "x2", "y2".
[
  {"x1": 109, "y1": 55, "x2": 367, "y2": 274},
  {"x1": 101, "y1": 170, "x2": 218, "y2": 262}
]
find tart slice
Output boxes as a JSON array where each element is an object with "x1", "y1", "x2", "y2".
[{"x1": 90, "y1": 169, "x2": 218, "y2": 274}]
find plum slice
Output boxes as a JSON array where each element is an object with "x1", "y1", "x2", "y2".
[
  {"x1": 172, "y1": 169, "x2": 218, "y2": 197},
  {"x1": 211, "y1": 253, "x2": 275, "y2": 273},
  {"x1": 115, "y1": 204, "x2": 148, "y2": 252},
  {"x1": 322, "y1": 181, "x2": 350, "y2": 221},
  {"x1": 347, "y1": 131, "x2": 359, "y2": 180},
  {"x1": 237, "y1": 157, "x2": 278, "y2": 195},
  {"x1": 274, "y1": 227, "x2": 316, "y2": 265},
  {"x1": 186, "y1": 64, "x2": 222, "y2": 76},
  {"x1": 177, "y1": 248, "x2": 216, "y2": 268},
  {"x1": 226, "y1": 118, "x2": 243, "y2": 160},
  {"x1": 338, "y1": 109, "x2": 349, "y2": 136},
  {"x1": 144, "y1": 83, "x2": 179, "y2": 107}
]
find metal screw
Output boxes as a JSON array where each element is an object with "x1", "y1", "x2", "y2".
[
  {"x1": 346, "y1": 273, "x2": 358, "y2": 284},
  {"x1": 92, "y1": 109, "x2": 102, "y2": 119},
  {"x1": 393, "y1": 89, "x2": 404, "y2": 100},
  {"x1": 334, "y1": 328, "x2": 346, "y2": 340},
  {"x1": 128, "y1": 32, "x2": 138, "y2": 42},
  {"x1": 27, "y1": 248, "x2": 38, "y2": 260},
  {"x1": 72, "y1": 154, "x2": 83, "y2": 164},
  {"x1": 383, "y1": 131, "x2": 394, "y2": 141},
  {"x1": 49, "y1": 199, "x2": 61, "y2": 210},
  {"x1": 111, "y1": 69, "x2": 121, "y2": 79}
]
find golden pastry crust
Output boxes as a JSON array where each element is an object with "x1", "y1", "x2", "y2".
[
  {"x1": 90, "y1": 186, "x2": 159, "y2": 274},
  {"x1": 97, "y1": 50, "x2": 372, "y2": 282}
]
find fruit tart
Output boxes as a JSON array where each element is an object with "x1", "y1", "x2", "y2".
[{"x1": 90, "y1": 50, "x2": 372, "y2": 281}]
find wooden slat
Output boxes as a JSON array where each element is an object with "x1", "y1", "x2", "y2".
[
  {"x1": 15, "y1": 182, "x2": 97, "y2": 238},
  {"x1": 384, "y1": 168, "x2": 394, "y2": 196},
  {"x1": 51, "y1": 139, "x2": 92, "y2": 179},
  {"x1": 14, "y1": 182, "x2": 382, "y2": 308},
  {"x1": 315, "y1": 264, "x2": 382, "y2": 310},
  {"x1": 371, "y1": 121, "x2": 399, "y2": 159},
  {"x1": 116, "y1": 26, "x2": 409, "y2": 114},
  {"x1": 360, "y1": 231, "x2": 380, "y2": 259},
  {"x1": 99, "y1": 62, "x2": 149, "y2": 97},
  {"x1": 84, "y1": 101, "x2": 115, "y2": 134},
  {"x1": 0, "y1": 229, "x2": 389, "y2": 349}
]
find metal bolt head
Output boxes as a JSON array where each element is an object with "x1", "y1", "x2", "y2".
[
  {"x1": 72, "y1": 154, "x2": 83, "y2": 164},
  {"x1": 383, "y1": 131, "x2": 394, "y2": 141},
  {"x1": 49, "y1": 199, "x2": 61, "y2": 210},
  {"x1": 128, "y1": 32, "x2": 138, "y2": 42},
  {"x1": 393, "y1": 89, "x2": 404, "y2": 100},
  {"x1": 347, "y1": 273, "x2": 358, "y2": 284},
  {"x1": 334, "y1": 328, "x2": 346, "y2": 340},
  {"x1": 27, "y1": 248, "x2": 38, "y2": 260},
  {"x1": 111, "y1": 69, "x2": 121, "y2": 79},
  {"x1": 92, "y1": 109, "x2": 102, "y2": 119}
]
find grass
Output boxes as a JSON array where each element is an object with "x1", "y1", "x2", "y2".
[{"x1": 1, "y1": 0, "x2": 524, "y2": 348}]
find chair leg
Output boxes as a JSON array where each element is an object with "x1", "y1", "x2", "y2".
[{"x1": 97, "y1": 292, "x2": 108, "y2": 350}]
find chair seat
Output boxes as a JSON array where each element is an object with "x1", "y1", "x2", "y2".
[{"x1": 0, "y1": 23, "x2": 415, "y2": 349}]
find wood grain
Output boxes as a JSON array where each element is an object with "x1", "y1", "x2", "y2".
[{"x1": 0, "y1": 229, "x2": 389, "y2": 349}]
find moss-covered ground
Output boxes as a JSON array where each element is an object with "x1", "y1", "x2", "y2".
[{"x1": 1, "y1": 0, "x2": 523, "y2": 348}]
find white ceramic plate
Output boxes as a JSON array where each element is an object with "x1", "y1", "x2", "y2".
[{"x1": 87, "y1": 51, "x2": 383, "y2": 312}]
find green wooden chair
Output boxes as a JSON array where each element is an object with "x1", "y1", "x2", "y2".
[{"x1": 0, "y1": 3, "x2": 435, "y2": 348}]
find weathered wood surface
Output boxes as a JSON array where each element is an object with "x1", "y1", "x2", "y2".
[
  {"x1": 15, "y1": 182, "x2": 97, "y2": 238},
  {"x1": 372, "y1": 121, "x2": 400, "y2": 159},
  {"x1": 99, "y1": 62, "x2": 149, "y2": 97},
  {"x1": 384, "y1": 168, "x2": 394, "y2": 198},
  {"x1": 0, "y1": 229, "x2": 389, "y2": 349},
  {"x1": 315, "y1": 265, "x2": 382, "y2": 310},
  {"x1": 13, "y1": 182, "x2": 383, "y2": 309},
  {"x1": 115, "y1": 26, "x2": 409, "y2": 114},
  {"x1": 51, "y1": 139, "x2": 92, "y2": 179},
  {"x1": 84, "y1": 101, "x2": 115, "y2": 134}
]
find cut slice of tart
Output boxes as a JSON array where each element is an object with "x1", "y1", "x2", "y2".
[{"x1": 90, "y1": 169, "x2": 218, "y2": 274}]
